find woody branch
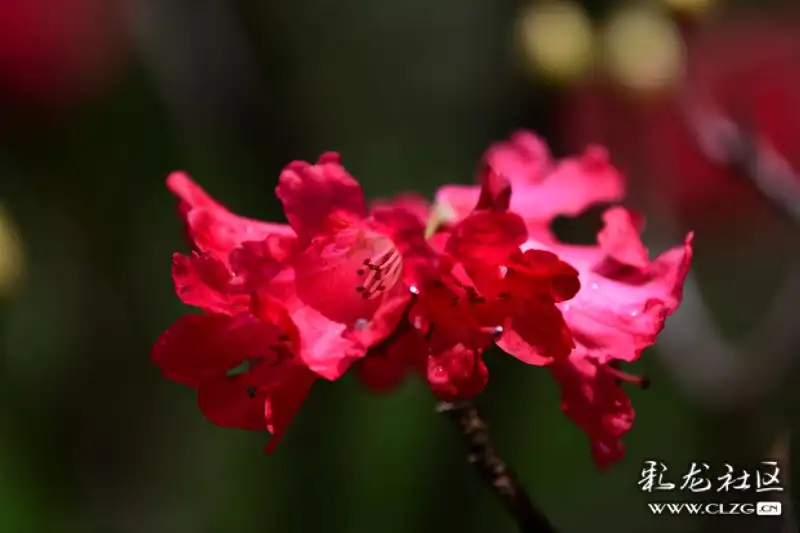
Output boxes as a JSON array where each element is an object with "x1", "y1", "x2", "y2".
[{"x1": 437, "y1": 400, "x2": 558, "y2": 533}]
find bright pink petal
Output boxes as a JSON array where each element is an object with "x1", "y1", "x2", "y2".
[
  {"x1": 596, "y1": 207, "x2": 649, "y2": 269},
  {"x1": 172, "y1": 252, "x2": 249, "y2": 315},
  {"x1": 151, "y1": 313, "x2": 284, "y2": 388},
  {"x1": 434, "y1": 185, "x2": 480, "y2": 222},
  {"x1": 510, "y1": 145, "x2": 625, "y2": 228},
  {"x1": 545, "y1": 232, "x2": 693, "y2": 364},
  {"x1": 433, "y1": 134, "x2": 625, "y2": 230},
  {"x1": 550, "y1": 357, "x2": 634, "y2": 470},
  {"x1": 275, "y1": 153, "x2": 366, "y2": 243},
  {"x1": 167, "y1": 172, "x2": 295, "y2": 260},
  {"x1": 483, "y1": 130, "x2": 552, "y2": 185}
]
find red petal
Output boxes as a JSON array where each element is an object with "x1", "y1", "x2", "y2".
[
  {"x1": 549, "y1": 357, "x2": 634, "y2": 470},
  {"x1": 172, "y1": 252, "x2": 249, "y2": 315},
  {"x1": 197, "y1": 373, "x2": 268, "y2": 431},
  {"x1": 497, "y1": 299, "x2": 574, "y2": 365},
  {"x1": 167, "y1": 172, "x2": 295, "y2": 259},
  {"x1": 151, "y1": 313, "x2": 284, "y2": 388},
  {"x1": 446, "y1": 211, "x2": 528, "y2": 266},
  {"x1": 356, "y1": 327, "x2": 427, "y2": 393},
  {"x1": 292, "y1": 225, "x2": 405, "y2": 326},
  {"x1": 344, "y1": 292, "x2": 410, "y2": 349},
  {"x1": 275, "y1": 153, "x2": 366, "y2": 243},
  {"x1": 506, "y1": 249, "x2": 581, "y2": 303},
  {"x1": 195, "y1": 359, "x2": 317, "y2": 453},
  {"x1": 475, "y1": 170, "x2": 512, "y2": 212},
  {"x1": 427, "y1": 344, "x2": 489, "y2": 401},
  {"x1": 370, "y1": 193, "x2": 431, "y2": 226},
  {"x1": 261, "y1": 272, "x2": 367, "y2": 380},
  {"x1": 263, "y1": 365, "x2": 317, "y2": 453},
  {"x1": 228, "y1": 237, "x2": 293, "y2": 293}
]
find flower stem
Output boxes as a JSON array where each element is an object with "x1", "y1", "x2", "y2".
[{"x1": 437, "y1": 400, "x2": 557, "y2": 533}]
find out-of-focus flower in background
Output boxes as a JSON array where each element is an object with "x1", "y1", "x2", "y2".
[
  {"x1": 561, "y1": 14, "x2": 800, "y2": 232},
  {"x1": 0, "y1": 0, "x2": 131, "y2": 109}
]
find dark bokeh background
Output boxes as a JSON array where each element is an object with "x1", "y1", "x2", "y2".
[{"x1": 1, "y1": 1, "x2": 800, "y2": 532}]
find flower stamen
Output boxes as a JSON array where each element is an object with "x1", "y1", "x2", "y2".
[
  {"x1": 605, "y1": 365, "x2": 650, "y2": 389},
  {"x1": 356, "y1": 247, "x2": 403, "y2": 299}
]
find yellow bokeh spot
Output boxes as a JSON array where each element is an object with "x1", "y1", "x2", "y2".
[
  {"x1": 516, "y1": 1, "x2": 593, "y2": 84},
  {"x1": 0, "y1": 205, "x2": 25, "y2": 298},
  {"x1": 663, "y1": 0, "x2": 715, "y2": 16},
  {"x1": 603, "y1": 6, "x2": 686, "y2": 93}
]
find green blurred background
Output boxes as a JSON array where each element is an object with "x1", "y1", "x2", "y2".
[{"x1": 1, "y1": 0, "x2": 800, "y2": 532}]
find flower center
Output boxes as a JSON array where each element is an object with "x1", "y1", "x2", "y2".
[{"x1": 355, "y1": 245, "x2": 403, "y2": 300}]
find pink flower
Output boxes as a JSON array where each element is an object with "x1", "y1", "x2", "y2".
[{"x1": 433, "y1": 131, "x2": 693, "y2": 468}]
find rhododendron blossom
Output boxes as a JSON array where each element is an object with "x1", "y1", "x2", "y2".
[
  {"x1": 152, "y1": 130, "x2": 692, "y2": 469},
  {"x1": 429, "y1": 131, "x2": 693, "y2": 468}
]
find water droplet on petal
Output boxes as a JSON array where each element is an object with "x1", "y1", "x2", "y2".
[
  {"x1": 409, "y1": 285, "x2": 420, "y2": 295},
  {"x1": 431, "y1": 366, "x2": 447, "y2": 380},
  {"x1": 354, "y1": 318, "x2": 369, "y2": 331},
  {"x1": 413, "y1": 316, "x2": 423, "y2": 330},
  {"x1": 499, "y1": 265, "x2": 508, "y2": 278},
  {"x1": 490, "y1": 325, "x2": 504, "y2": 340}
]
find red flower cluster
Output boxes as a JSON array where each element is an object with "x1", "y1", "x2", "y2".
[{"x1": 152, "y1": 131, "x2": 693, "y2": 468}]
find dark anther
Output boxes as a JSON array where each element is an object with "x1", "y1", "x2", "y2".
[
  {"x1": 355, "y1": 286, "x2": 365, "y2": 292},
  {"x1": 246, "y1": 386, "x2": 258, "y2": 399},
  {"x1": 357, "y1": 269, "x2": 365, "y2": 275},
  {"x1": 277, "y1": 334, "x2": 290, "y2": 342},
  {"x1": 640, "y1": 376, "x2": 652, "y2": 390},
  {"x1": 363, "y1": 258, "x2": 371, "y2": 266},
  {"x1": 497, "y1": 291, "x2": 510, "y2": 299}
]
